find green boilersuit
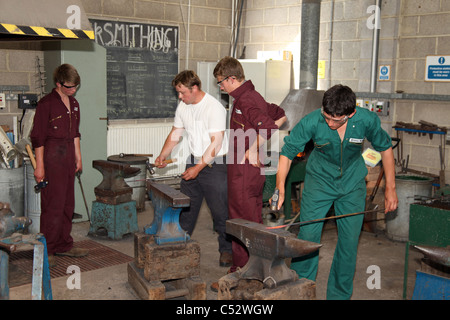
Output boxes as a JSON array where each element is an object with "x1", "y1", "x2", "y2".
[{"x1": 281, "y1": 106, "x2": 392, "y2": 299}]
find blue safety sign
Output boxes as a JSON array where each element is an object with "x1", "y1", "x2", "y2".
[
  {"x1": 379, "y1": 65, "x2": 390, "y2": 81},
  {"x1": 426, "y1": 55, "x2": 450, "y2": 81}
]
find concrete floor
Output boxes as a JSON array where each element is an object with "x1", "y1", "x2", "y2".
[{"x1": 9, "y1": 200, "x2": 423, "y2": 301}]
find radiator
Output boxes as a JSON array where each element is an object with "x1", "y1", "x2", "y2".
[{"x1": 107, "y1": 122, "x2": 189, "y2": 178}]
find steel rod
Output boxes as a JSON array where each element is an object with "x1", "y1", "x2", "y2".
[{"x1": 266, "y1": 208, "x2": 385, "y2": 230}]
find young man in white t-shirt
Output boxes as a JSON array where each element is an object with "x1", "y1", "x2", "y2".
[{"x1": 155, "y1": 70, "x2": 232, "y2": 267}]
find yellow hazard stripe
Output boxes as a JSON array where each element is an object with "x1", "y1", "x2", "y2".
[
  {"x1": 84, "y1": 30, "x2": 95, "y2": 40},
  {"x1": 2, "y1": 23, "x2": 25, "y2": 35},
  {"x1": 59, "y1": 28, "x2": 77, "y2": 38},
  {"x1": 0, "y1": 23, "x2": 94, "y2": 40},
  {"x1": 30, "y1": 26, "x2": 53, "y2": 37}
]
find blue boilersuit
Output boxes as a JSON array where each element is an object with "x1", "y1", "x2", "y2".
[{"x1": 280, "y1": 106, "x2": 392, "y2": 299}]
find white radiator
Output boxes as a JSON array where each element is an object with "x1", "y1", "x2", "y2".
[{"x1": 107, "y1": 122, "x2": 189, "y2": 178}]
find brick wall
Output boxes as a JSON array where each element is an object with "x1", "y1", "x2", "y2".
[
  {"x1": 0, "y1": 0, "x2": 449, "y2": 178},
  {"x1": 0, "y1": 0, "x2": 235, "y2": 135},
  {"x1": 82, "y1": 0, "x2": 234, "y2": 70},
  {"x1": 240, "y1": 0, "x2": 450, "y2": 181},
  {"x1": 0, "y1": 43, "x2": 44, "y2": 129}
]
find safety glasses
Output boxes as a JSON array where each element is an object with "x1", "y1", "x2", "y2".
[{"x1": 321, "y1": 107, "x2": 348, "y2": 124}]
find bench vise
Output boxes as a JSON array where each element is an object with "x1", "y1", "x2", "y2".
[
  {"x1": 0, "y1": 202, "x2": 32, "y2": 238},
  {"x1": 144, "y1": 181, "x2": 190, "y2": 245}
]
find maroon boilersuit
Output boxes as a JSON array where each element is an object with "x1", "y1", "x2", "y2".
[
  {"x1": 30, "y1": 88, "x2": 81, "y2": 255},
  {"x1": 227, "y1": 80, "x2": 285, "y2": 271}
]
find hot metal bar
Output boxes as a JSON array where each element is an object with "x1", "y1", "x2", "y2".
[{"x1": 267, "y1": 208, "x2": 385, "y2": 230}]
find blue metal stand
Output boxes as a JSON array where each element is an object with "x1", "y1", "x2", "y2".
[
  {"x1": 36, "y1": 236, "x2": 52, "y2": 300},
  {"x1": 0, "y1": 234, "x2": 52, "y2": 300},
  {"x1": 0, "y1": 249, "x2": 9, "y2": 299},
  {"x1": 145, "y1": 182, "x2": 190, "y2": 245},
  {"x1": 412, "y1": 271, "x2": 449, "y2": 300},
  {"x1": 89, "y1": 201, "x2": 138, "y2": 240}
]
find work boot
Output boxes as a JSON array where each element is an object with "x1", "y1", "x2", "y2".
[
  {"x1": 47, "y1": 255, "x2": 56, "y2": 268},
  {"x1": 55, "y1": 247, "x2": 89, "y2": 257},
  {"x1": 219, "y1": 251, "x2": 232, "y2": 267}
]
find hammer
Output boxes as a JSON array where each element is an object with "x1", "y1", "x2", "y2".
[
  {"x1": 264, "y1": 189, "x2": 284, "y2": 225},
  {"x1": 25, "y1": 144, "x2": 48, "y2": 192},
  {"x1": 146, "y1": 159, "x2": 176, "y2": 175},
  {"x1": 119, "y1": 153, "x2": 153, "y2": 158}
]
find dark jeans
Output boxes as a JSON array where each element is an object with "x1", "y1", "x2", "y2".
[{"x1": 180, "y1": 155, "x2": 232, "y2": 254}]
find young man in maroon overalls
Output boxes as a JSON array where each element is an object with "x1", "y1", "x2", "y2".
[
  {"x1": 213, "y1": 57, "x2": 286, "y2": 274},
  {"x1": 31, "y1": 64, "x2": 88, "y2": 267}
]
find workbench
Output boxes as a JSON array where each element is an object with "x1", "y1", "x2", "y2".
[{"x1": 394, "y1": 123, "x2": 447, "y2": 188}]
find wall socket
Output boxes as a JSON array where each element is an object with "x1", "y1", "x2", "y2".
[{"x1": 5, "y1": 93, "x2": 18, "y2": 100}]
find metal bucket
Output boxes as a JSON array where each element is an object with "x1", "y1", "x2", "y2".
[
  {"x1": 24, "y1": 160, "x2": 41, "y2": 233},
  {"x1": 0, "y1": 167, "x2": 24, "y2": 217},
  {"x1": 386, "y1": 175, "x2": 433, "y2": 242},
  {"x1": 107, "y1": 155, "x2": 147, "y2": 212}
]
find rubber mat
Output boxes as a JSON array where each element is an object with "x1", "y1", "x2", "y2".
[{"x1": 8, "y1": 240, "x2": 133, "y2": 288}]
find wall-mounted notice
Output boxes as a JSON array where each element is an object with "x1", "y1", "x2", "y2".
[
  {"x1": 379, "y1": 65, "x2": 391, "y2": 81},
  {"x1": 90, "y1": 19, "x2": 179, "y2": 119},
  {"x1": 425, "y1": 55, "x2": 450, "y2": 82}
]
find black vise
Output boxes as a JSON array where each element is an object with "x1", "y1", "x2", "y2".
[{"x1": 226, "y1": 219, "x2": 322, "y2": 289}]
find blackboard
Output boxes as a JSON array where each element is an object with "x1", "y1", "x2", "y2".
[{"x1": 90, "y1": 19, "x2": 179, "y2": 119}]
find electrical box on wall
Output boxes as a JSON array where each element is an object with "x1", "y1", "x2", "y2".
[
  {"x1": 18, "y1": 94, "x2": 38, "y2": 109},
  {"x1": 375, "y1": 100, "x2": 389, "y2": 116},
  {"x1": 0, "y1": 93, "x2": 5, "y2": 109},
  {"x1": 356, "y1": 98, "x2": 389, "y2": 116}
]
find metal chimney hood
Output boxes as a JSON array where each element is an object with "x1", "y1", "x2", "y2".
[{"x1": 280, "y1": 0, "x2": 324, "y2": 131}]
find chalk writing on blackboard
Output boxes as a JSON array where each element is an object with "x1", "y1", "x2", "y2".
[{"x1": 90, "y1": 19, "x2": 179, "y2": 119}]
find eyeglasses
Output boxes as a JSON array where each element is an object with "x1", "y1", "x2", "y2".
[
  {"x1": 60, "y1": 82, "x2": 79, "y2": 89},
  {"x1": 321, "y1": 108, "x2": 348, "y2": 124},
  {"x1": 216, "y1": 76, "x2": 230, "y2": 87}
]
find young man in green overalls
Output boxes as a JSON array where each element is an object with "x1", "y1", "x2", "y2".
[{"x1": 275, "y1": 84, "x2": 398, "y2": 299}]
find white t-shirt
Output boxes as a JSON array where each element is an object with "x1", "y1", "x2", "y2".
[{"x1": 173, "y1": 92, "x2": 228, "y2": 157}]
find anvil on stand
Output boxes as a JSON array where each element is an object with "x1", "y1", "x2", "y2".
[
  {"x1": 218, "y1": 219, "x2": 322, "y2": 300},
  {"x1": 127, "y1": 181, "x2": 206, "y2": 300},
  {"x1": 88, "y1": 160, "x2": 139, "y2": 240}
]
